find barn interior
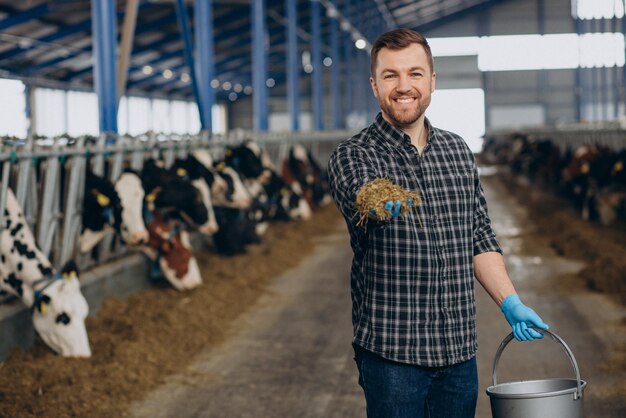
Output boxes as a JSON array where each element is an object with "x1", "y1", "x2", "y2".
[{"x1": 0, "y1": 1, "x2": 625, "y2": 417}]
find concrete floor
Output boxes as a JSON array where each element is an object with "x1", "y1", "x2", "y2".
[{"x1": 129, "y1": 173, "x2": 625, "y2": 418}]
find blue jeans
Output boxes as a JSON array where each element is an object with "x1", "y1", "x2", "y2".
[{"x1": 353, "y1": 344, "x2": 478, "y2": 418}]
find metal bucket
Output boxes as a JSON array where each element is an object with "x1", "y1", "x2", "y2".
[{"x1": 486, "y1": 328, "x2": 587, "y2": 418}]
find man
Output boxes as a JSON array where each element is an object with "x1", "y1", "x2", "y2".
[{"x1": 328, "y1": 28, "x2": 548, "y2": 418}]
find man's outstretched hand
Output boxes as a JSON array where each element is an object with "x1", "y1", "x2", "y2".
[{"x1": 369, "y1": 199, "x2": 414, "y2": 220}]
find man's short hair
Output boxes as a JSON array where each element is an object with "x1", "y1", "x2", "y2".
[{"x1": 370, "y1": 28, "x2": 434, "y2": 77}]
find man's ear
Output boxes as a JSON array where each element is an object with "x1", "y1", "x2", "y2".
[
  {"x1": 369, "y1": 77, "x2": 378, "y2": 98},
  {"x1": 431, "y1": 72, "x2": 436, "y2": 93}
]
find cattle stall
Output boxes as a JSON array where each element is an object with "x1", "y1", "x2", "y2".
[
  {"x1": 482, "y1": 123, "x2": 626, "y2": 227},
  {"x1": 0, "y1": 131, "x2": 346, "y2": 360}
]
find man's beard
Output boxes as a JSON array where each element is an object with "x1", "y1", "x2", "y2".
[{"x1": 377, "y1": 93, "x2": 430, "y2": 129}]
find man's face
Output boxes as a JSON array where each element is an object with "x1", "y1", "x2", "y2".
[{"x1": 370, "y1": 43, "x2": 436, "y2": 130}]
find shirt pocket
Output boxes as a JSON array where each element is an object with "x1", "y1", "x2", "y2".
[{"x1": 439, "y1": 168, "x2": 474, "y2": 219}]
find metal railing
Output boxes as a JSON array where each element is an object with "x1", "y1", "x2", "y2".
[
  {"x1": 0, "y1": 130, "x2": 350, "y2": 304},
  {"x1": 486, "y1": 122, "x2": 626, "y2": 151}
]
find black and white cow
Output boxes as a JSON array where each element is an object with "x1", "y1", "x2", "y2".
[
  {"x1": 80, "y1": 170, "x2": 123, "y2": 253},
  {"x1": 281, "y1": 144, "x2": 331, "y2": 209},
  {"x1": 0, "y1": 188, "x2": 91, "y2": 357},
  {"x1": 114, "y1": 169, "x2": 150, "y2": 246},
  {"x1": 141, "y1": 159, "x2": 210, "y2": 230},
  {"x1": 262, "y1": 171, "x2": 312, "y2": 221},
  {"x1": 169, "y1": 155, "x2": 219, "y2": 236}
]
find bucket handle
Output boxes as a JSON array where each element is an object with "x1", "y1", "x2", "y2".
[{"x1": 492, "y1": 327, "x2": 583, "y2": 400}]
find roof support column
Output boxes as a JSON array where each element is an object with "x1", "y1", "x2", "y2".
[
  {"x1": 91, "y1": 0, "x2": 118, "y2": 139},
  {"x1": 623, "y1": 12, "x2": 626, "y2": 118},
  {"x1": 592, "y1": 19, "x2": 599, "y2": 121},
  {"x1": 329, "y1": 4, "x2": 341, "y2": 130},
  {"x1": 175, "y1": 0, "x2": 206, "y2": 130},
  {"x1": 24, "y1": 84, "x2": 35, "y2": 139},
  {"x1": 343, "y1": 0, "x2": 353, "y2": 128},
  {"x1": 311, "y1": 0, "x2": 324, "y2": 130},
  {"x1": 195, "y1": 0, "x2": 215, "y2": 134},
  {"x1": 286, "y1": 0, "x2": 300, "y2": 131},
  {"x1": 252, "y1": 0, "x2": 268, "y2": 132},
  {"x1": 574, "y1": 16, "x2": 582, "y2": 122}
]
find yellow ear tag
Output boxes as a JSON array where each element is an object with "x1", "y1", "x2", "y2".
[
  {"x1": 146, "y1": 192, "x2": 157, "y2": 203},
  {"x1": 581, "y1": 162, "x2": 590, "y2": 174},
  {"x1": 280, "y1": 188, "x2": 290, "y2": 197},
  {"x1": 40, "y1": 302, "x2": 48, "y2": 315},
  {"x1": 63, "y1": 271, "x2": 77, "y2": 280},
  {"x1": 225, "y1": 148, "x2": 232, "y2": 156},
  {"x1": 216, "y1": 162, "x2": 226, "y2": 171},
  {"x1": 176, "y1": 167, "x2": 187, "y2": 177},
  {"x1": 97, "y1": 193, "x2": 110, "y2": 207},
  {"x1": 614, "y1": 161, "x2": 623, "y2": 173},
  {"x1": 62, "y1": 272, "x2": 69, "y2": 280}
]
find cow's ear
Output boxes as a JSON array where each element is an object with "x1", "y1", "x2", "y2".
[{"x1": 60, "y1": 260, "x2": 80, "y2": 278}]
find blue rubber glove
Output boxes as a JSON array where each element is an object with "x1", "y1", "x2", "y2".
[
  {"x1": 369, "y1": 199, "x2": 414, "y2": 220},
  {"x1": 501, "y1": 294, "x2": 549, "y2": 341}
]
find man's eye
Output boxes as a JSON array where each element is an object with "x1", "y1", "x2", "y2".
[
  {"x1": 384, "y1": 74, "x2": 396, "y2": 79},
  {"x1": 411, "y1": 73, "x2": 422, "y2": 77}
]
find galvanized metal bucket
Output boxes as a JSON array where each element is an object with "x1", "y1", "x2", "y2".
[{"x1": 486, "y1": 328, "x2": 587, "y2": 418}]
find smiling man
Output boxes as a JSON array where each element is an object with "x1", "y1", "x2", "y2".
[{"x1": 328, "y1": 28, "x2": 549, "y2": 418}]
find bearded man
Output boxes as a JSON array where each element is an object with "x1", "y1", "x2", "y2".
[{"x1": 328, "y1": 28, "x2": 549, "y2": 418}]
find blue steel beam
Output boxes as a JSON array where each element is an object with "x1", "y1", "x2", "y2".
[
  {"x1": 25, "y1": 10, "x2": 174, "y2": 76},
  {"x1": 0, "y1": 19, "x2": 92, "y2": 63},
  {"x1": 27, "y1": 3, "x2": 248, "y2": 78},
  {"x1": 311, "y1": 0, "x2": 323, "y2": 130},
  {"x1": 409, "y1": 0, "x2": 510, "y2": 33},
  {"x1": 623, "y1": 12, "x2": 626, "y2": 118},
  {"x1": 613, "y1": 14, "x2": 620, "y2": 119},
  {"x1": 91, "y1": 0, "x2": 118, "y2": 136},
  {"x1": 343, "y1": 0, "x2": 353, "y2": 126},
  {"x1": 60, "y1": 6, "x2": 251, "y2": 82},
  {"x1": 194, "y1": 0, "x2": 215, "y2": 133},
  {"x1": 175, "y1": 0, "x2": 206, "y2": 129},
  {"x1": 252, "y1": 0, "x2": 268, "y2": 132},
  {"x1": 574, "y1": 16, "x2": 582, "y2": 121},
  {"x1": 286, "y1": 0, "x2": 300, "y2": 131},
  {"x1": 329, "y1": 7, "x2": 340, "y2": 129},
  {"x1": 0, "y1": 3, "x2": 51, "y2": 31}
]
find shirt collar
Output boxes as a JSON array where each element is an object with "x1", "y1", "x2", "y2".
[{"x1": 371, "y1": 112, "x2": 435, "y2": 150}]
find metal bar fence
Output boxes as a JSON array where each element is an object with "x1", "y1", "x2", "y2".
[{"x1": 0, "y1": 130, "x2": 349, "y2": 305}]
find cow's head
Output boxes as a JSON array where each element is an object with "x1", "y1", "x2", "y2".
[
  {"x1": 115, "y1": 171, "x2": 149, "y2": 246},
  {"x1": 31, "y1": 261, "x2": 91, "y2": 357},
  {"x1": 146, "y1": 217, "x2": 202, "y2": 291},
  {"x1": 225, "y1": 142, "x2": 267, "y2": 180},
  {"x1": 170, "y1": 158, "x2": 219, "y2": 236},
  {"x1": 80, "y1": 170, "x2": 123, "y2": 253},
  {"x1": 0, "y1": 190, "x2": 91, "y2": 357},
  {"x1": 211, "y1": 162, "x2": 252, "y2": 209}
]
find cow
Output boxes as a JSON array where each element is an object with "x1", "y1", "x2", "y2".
[
  {"x1": 141, "y1": 159, "x2": 210, "y2": 231},
  {"x1": 169, "y1": 155, "x2": 220, "y2": 236},
  {"x1": 281, "y1": 144, "x2": 331, "y2": 209},
  {"x1": 114, "y1": 170, "x2": 150, "y2": 246},
  {"x1": 594, "y1": 150, "x2": 626, "y2": 225},
  {"x1": 262, "y1": 171, "x2": 312, "y2": 221},
  {"x1": 0, "y1": 188, "x2": 91, "y2": 357},
  {"x1": 143, "y1": 213, "x2": 202, "y2": 291},
  {"x1": 80, "y1": 170, "x2": 123, "y2": 253}
]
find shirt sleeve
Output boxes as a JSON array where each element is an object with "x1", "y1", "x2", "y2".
[
  {"x1": 471, "y1": 161, "x2": 503, "y2": 256},
  {"x1": 328, "y1": 143, "x2": 381, "y2": 226}
]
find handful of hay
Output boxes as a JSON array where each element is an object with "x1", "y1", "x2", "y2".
[{"x1": 355, "y1": 178, "x2": 421, "y2": 227}]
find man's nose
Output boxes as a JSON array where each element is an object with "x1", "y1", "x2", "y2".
[{"x1": 396, "y1": 75, "x2": 411, "y2": 92}]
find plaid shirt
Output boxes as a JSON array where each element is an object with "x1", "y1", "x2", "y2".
[{"x1": 328, "y1": 113, "x2": 502, "y2": 367}]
